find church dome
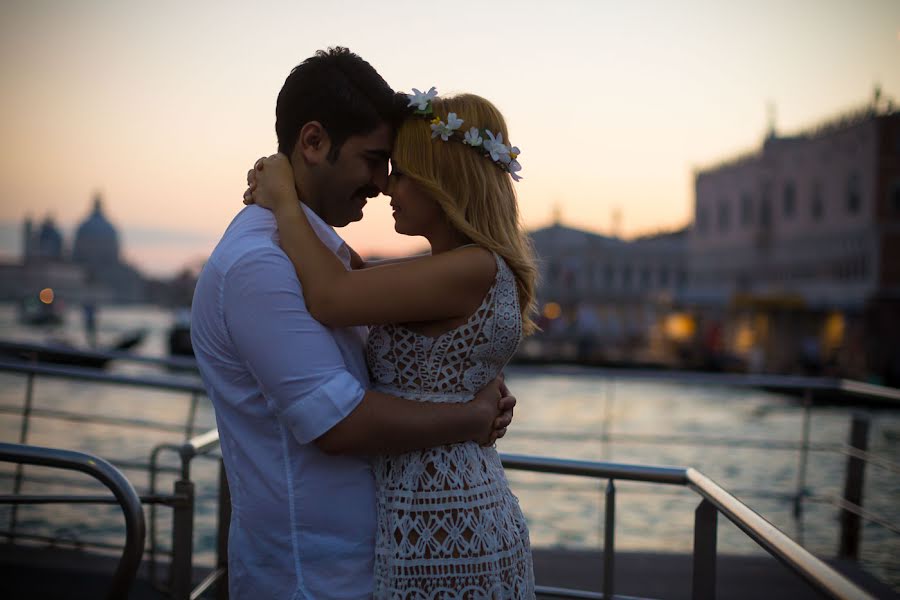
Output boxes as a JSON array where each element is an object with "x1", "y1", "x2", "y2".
[
  {"x1": 73, "y1": 194, "x2": 119, "y2": 266},
  {"x1": 37, "y1": 217, "x2": 63, "y2": 260}
]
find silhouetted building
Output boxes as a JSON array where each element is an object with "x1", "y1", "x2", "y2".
[
  {"x1": 686, "y1": 91, "x2": 900, "y2": 379},
  {"x1": 527, "y1": 222, "x2": 688, "y2": 364},
  {"x1": 7, "y1": 194, "x2": 146, "y2": 304},
  {"x1": 73, "y1": 196, "x2": 120, "y2": 267},
  {"x1": 23, "y1": 217, "x2": 64, "y2": 262}
]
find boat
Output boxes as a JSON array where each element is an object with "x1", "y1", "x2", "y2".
[
  {"x1": 0, "y1": 330, "x2": 146, "y2": 369},
  {"x1": 18, "y1": 294, "x2": 66, "y2": 326}
]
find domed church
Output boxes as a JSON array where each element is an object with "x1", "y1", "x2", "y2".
[
  {"x1": 73, "y1": 195, "x2": 120, "y2": 267},
  {"x1": 16, "y1": 193, "x2": 146, "y2": 303}
]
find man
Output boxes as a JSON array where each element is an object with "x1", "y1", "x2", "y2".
[{"x1": 191, "y1": 47, "x2": 514, "y2": 599}]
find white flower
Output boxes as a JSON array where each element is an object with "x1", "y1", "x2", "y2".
[
  {"x1": 429, "y1": 113, "x2": 463, "y2": 141},
  {"x1": 407, "y1": 86, "x2": 438, "y2": 111},
  {"x1": 463, "y1": 127, "x2": 483, "y2": 146},
  {"x1": 445, "y1": 112, "x2": 464, "y2": 131},
  {"x1": 507, "y1": 158, "x2": 523, "y2": 181},
  {"x1": 430, "y1": 119, "x2": 453, "y2": 141},
  {"x1": 483, "y1": 130, "x2": 510, "y2": 163}
]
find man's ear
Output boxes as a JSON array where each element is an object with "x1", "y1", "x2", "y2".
[{"x1": 296, "y1": 121, "x2": 331, "y2": 165}]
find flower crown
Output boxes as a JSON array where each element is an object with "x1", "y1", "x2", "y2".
[{"x1": 405, "y1": 87, "x2": 523, "y2": 182}]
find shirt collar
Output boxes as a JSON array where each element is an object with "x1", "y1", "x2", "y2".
[{"x1": 301, "y1": 203, "x2": 351, "y2": 268}]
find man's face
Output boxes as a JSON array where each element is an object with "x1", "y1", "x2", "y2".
[{"x1": 300, "y1": 122, "x2": 393, "y2": 227}]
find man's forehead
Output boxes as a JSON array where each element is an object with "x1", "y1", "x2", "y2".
[{"x1": 352, "y1": 122, "x2": 393, "y2": 152}]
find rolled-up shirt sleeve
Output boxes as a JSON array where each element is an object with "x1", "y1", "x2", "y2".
[{"x1": 222, "y1": 247, "x2": 366, "y2": 444}]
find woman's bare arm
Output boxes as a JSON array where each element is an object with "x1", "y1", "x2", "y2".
[
  {"x1": 248, "y1": 154, "x2": 496, "y2": 328},
  {"x1": 347, "y1": 246, "x2": 428, "y2": 270}
]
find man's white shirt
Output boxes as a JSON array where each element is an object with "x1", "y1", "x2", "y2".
[{"x1": 191, "y1": 204, "x2": 374, "y2": 599}]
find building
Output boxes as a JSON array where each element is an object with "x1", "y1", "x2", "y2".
[
  {"x1": 6, "y1": 194, "x2": 146, "y2": 304},
  {"x1": 527, "y1": 222, "x2": 689, "y2": 364},
  {"x1": 686, "y1": 93, "x2": 900, "y2": 379}
]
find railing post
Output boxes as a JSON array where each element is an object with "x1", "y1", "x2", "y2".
[
  {"x1": 185, "y1": 392, "x2": 199, "y2": 439},
  {"x1": 793, "y1": 389, "x2": 812, "y2": 520},
  {"x1": 169, "y1": 478, "x2": 195, "y2": 600},
  {"x1": 692, "y1": 499, "x2": 717, "y2": 600},
  {"x1": 216, "y1": 459, "x2": 231, "y2": 600},
  {"x1": 9, "y1": 371, "x2": 36, "y2": 540},
  {"x1": 838, "y1": 412, "x2": 869, "y2": 560},
  {"x1": 603, "y1": 479, "x2": 615, "y2": 599}
]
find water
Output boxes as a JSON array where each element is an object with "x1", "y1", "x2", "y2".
[{"x1": 0, "y1": 304, "x2": 898, "y2": 589}]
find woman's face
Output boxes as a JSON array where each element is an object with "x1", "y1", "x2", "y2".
[{"x1": 386, "y1": 166, "x2": 445, "y2": 237}]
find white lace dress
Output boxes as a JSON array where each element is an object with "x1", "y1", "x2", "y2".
[{"x1": 366, "y1": 252, "x2": 535, "y2": 599}]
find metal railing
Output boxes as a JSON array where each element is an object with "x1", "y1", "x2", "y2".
[
  {"x1": 1, "y1": 350, "x2": 898, "y2": 599},
  {"x1": 504, "y1": 366, "x2": 900, "y2": 561},
  {"x1": 157, "y1": 429, "x2": 879, "y2": 600},
  {"x1": 0, "y1": 441, "x2": 146, "y2": 600},
  {"x1": 0, "y1": 358, "x2": 213, "y2": 598},
  {"x1": 499, "y1": 453, "x2": 875, "y2": 599}
]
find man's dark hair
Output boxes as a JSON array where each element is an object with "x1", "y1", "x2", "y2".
[{"x1": 276, "y1": 47, "x2": 405, "y2": 162}]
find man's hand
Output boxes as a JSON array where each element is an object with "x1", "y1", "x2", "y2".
[{"x1": 470, "y1": 375, "x2": 516, "y2": 446}]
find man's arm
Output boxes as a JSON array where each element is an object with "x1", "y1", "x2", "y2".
[
  {"x1": 315, "y1": 382, "x2": 512, "y2": 455},
  {"x1": 223, "y1": 246, "x2": 509, "y2": 454}
]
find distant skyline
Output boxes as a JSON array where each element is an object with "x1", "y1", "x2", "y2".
[{"x1": 1, "y1": 0, "x2": 898, "y2": 276}]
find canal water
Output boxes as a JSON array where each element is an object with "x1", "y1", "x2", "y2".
[{"x1": 0, "y1": 304, "x2": 898, "y2": 589}]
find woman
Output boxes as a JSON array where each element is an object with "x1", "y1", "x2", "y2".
[{"x1": 247, "y1": 90, "x2": 537, "y2": 598}]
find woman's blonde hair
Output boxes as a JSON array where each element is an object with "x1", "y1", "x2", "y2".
[{"x1": 392, "y1": 93, "x2": 538, "y2": 335}]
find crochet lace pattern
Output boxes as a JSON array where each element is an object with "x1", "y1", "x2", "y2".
[{"x1": 366, "y1": 252, "x2": 535, "y2": 599}]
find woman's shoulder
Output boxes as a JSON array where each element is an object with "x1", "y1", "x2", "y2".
[{"x1": 448, "y1": 245, "x2": 497, "y2": 288}]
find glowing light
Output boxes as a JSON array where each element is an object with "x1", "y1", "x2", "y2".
[
  {"x1": 663, "y1": 313, "x2": 696, "y2": 341},
  {"x1": 733, "y1": 320, "x2": 755, "y2": 353},
  {"x1": 39, "y1": 288, "x2": 55, "y2": 304},
  {"x1": 823, "y1": 312, "x2": 845, "y2": 352},
  {"x1": 542, "y1": 302, "x2": 562, "y2": 320}
]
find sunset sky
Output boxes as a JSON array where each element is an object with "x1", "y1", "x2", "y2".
[{"x1": 1, "y1": 0, "x2": 898, "y2": 276}]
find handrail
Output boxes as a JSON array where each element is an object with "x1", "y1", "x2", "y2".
[
  {"x1": 3, "y1": 353, "x2": 900, "y2": 405},
  {"x1": 0, "y1": 359, "x2": 206, "y2": 395},
  {"x1": 498, "y1": 453, "x2": 874, "y2": 600},
  {"x1": 685, "y1": 469, "x2": 872, "y2": 600},
  {"x1": 511, "y1": 364, "x2": 900, "y2": 405},
  {"x1": 0, "y1": 339, "x2": 198, "y2": 370},
  {"x1": 155, "y1": 430, "x2": 874, "y2": 600},
  {"x1": 0, "y1": 442, "x2": 146, "y2": 600}
]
